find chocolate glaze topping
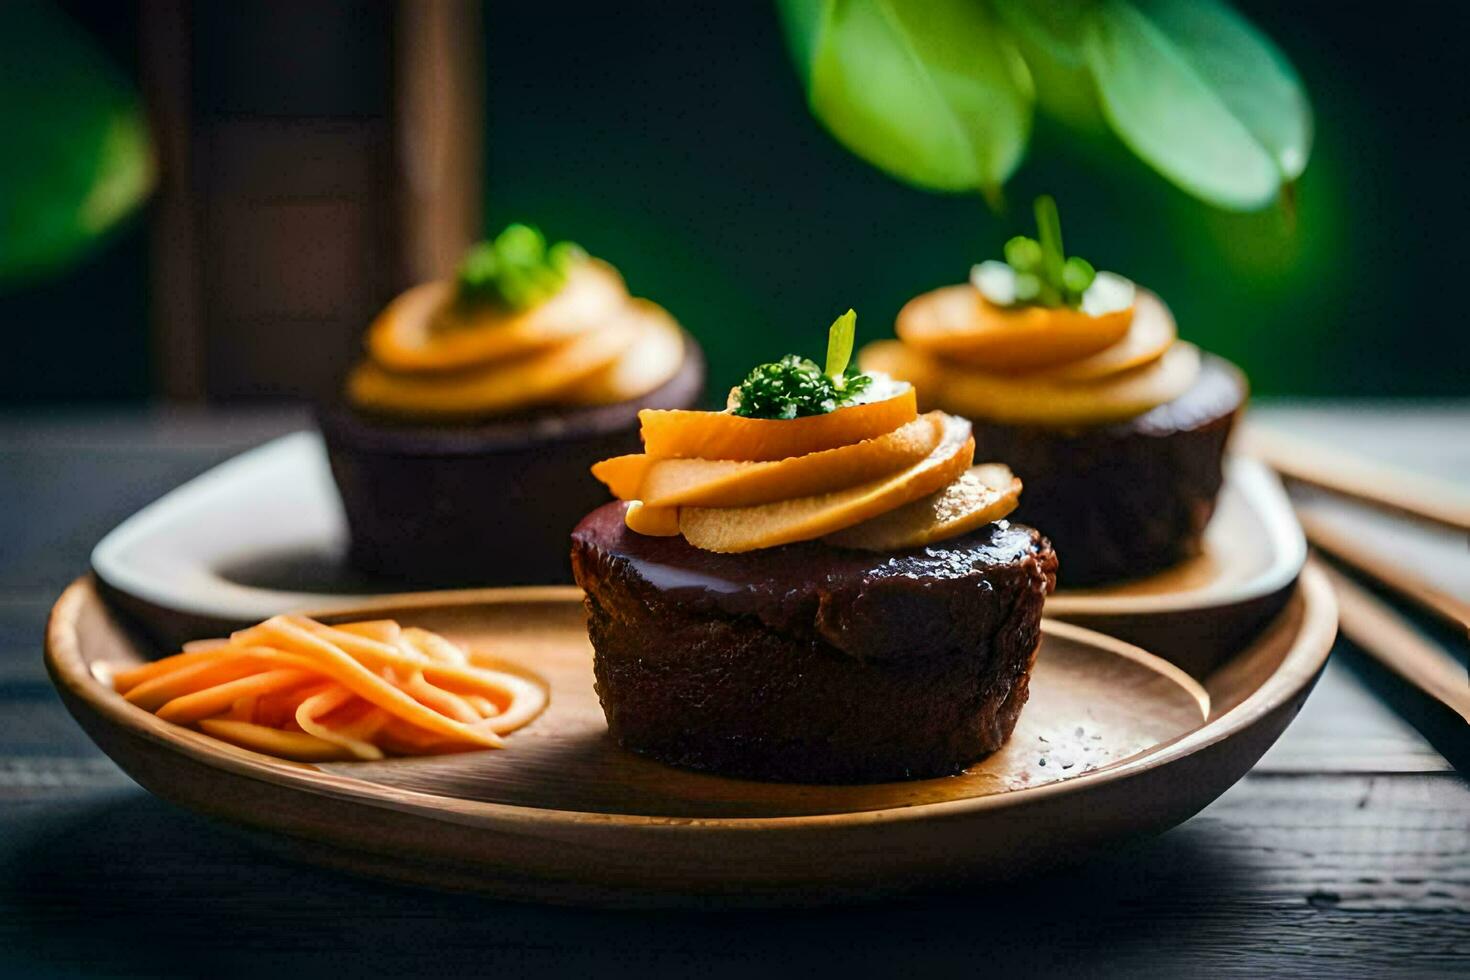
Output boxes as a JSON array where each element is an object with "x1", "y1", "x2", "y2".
[{"x1": 573, "y1": 501, "x2": 1054, "y2": 662}]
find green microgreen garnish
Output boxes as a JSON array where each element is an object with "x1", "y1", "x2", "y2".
[
  {"x1": 731, "y1": 309, "x2": 875, "y2": 420},
  {"x1": 988, "y1": 195, "x2": 1097, "y2": 308},
  {"x1": 823, "y1": 308, "x2": 857, "y2": 378},
  {"x1": 454, "y1": 223, "x2": 585, "y2": 312}
]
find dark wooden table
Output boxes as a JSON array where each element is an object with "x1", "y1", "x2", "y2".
[{"x1": 2, "y1": 407, "x2": 1466, "y2": 978}]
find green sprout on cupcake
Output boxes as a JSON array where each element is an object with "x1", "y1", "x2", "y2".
[
  {"x1": 973, "y1": 196, "x2": 1100, "y2": 310},
  {"x1": 732, "y1": 309, "x2": 874, "y2": 420},
  {"x1": 455, "y1": 223, "x2": 585, "y2": 312}
]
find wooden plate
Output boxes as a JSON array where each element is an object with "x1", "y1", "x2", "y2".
[
  {"x1": 91, "y1": 436, "x2": 1306, "y2": 672},
  {"x1": 46, "y1": 569, "x2": 1336, "y2": 906},
  {"x1": 1047, "y1": 456, "x2": 1306, "y2": 675}
]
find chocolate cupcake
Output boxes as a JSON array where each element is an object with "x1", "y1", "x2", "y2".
[
  {"x1": 862, "y1": 197, "x2": 1246, "y2": 585},
  {"x1": 321, "y1": 224, "x2": 705, "y2": 586},
  {"x1": 572, "y1": 312, "x2": 1056, "y2": 783}
]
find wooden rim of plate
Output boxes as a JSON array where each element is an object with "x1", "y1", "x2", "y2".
[
  {"x1": 1046, "y1": 456, "x2": 1307, "y2": 616},
  {"x1": 46, "y1": 568, "x2": 1336, "y2": 833}
]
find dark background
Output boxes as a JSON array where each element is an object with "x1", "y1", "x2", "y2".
[{"x1": 4, "y1": 1, "x2": 1466, "y2": 404}]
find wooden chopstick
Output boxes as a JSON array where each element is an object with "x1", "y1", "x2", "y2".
[
  {"x1": 1317, "y1": 559, "x2": 1470, "y2": 725},
  {"x1": 1300, "y1": 510, "x2": 1470, "y2": 634},
  {"x1": 1240, "y1": 423, "x2": 1470, "y2": 533}
]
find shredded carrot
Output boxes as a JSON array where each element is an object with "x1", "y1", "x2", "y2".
[
  {"x1": 334, "y1": 620, "x2": 401, "y2": 643},
  {"x1": 123, "y1": 656, "x2": 267, "y2": 711},
  {"x1": 115, "y1": 616, "x2": 547, "y2": 763},
  {"x1": 403, "y1": 627, "x2": 469, "y2": 665},
  {"x1": 197, "y1": 719, "x2": 353, "y2": 762},
  {"x1": 227, "y1": 695, "x2": 257, "y2": 721},
  {"x1": 113, "y1": 649, "x2": 220, "y2": 693},
  {"x1": 463, "y1": 694, "x2": 499, "y2": 717},
  {"x1": 155, "y1": 668, "x2": 314, "y2": 725},
  {"x1": 295, "y1": 685, "x2": 383, "y2": 761},
  {"x1": 250, "y1": 618, "x2": 503, "y2": 746}
]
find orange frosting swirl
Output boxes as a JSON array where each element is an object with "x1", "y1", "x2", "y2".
[
  {"x1": 590, "y1": 378, "x2": 1022, "y2": 553},
  {"x1": 347, "y1": 258, "x2": 686, "y2": 420},
  {"x1": 862, "y1": 276, "x2": 1200, "y2": 427}
]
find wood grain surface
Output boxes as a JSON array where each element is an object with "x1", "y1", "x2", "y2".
[
  {"x1": 51, "y1": 574, "x2": 1330, "y2": 902},
  {"x1": 1322, "y1": 563, "x2": 1470, "y2": 725},
  {"x1": 64, "y1": 582, "x2": 1210, "y2": 819},
  {"x1": 1240, "y1": 420, "x2": 1470, "y2": 532},
  {"x1": 1, "y1": 406, "x2": 1466, "y2": 976}
]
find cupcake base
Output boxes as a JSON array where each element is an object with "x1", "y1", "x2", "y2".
[
  {"x1": 971, "y1": 353, "x2": 1245, "y2": 586},
  {"x1": 571, "y1": 502, "x2": 1057, "y2": 783},
  {"x1": 319, "y1": 335, "x2": 704, "y2": 587}
]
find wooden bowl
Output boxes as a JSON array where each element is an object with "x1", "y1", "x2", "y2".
[{"x1": 46, "y1": 568, "x2": 1336, "y2": 906}]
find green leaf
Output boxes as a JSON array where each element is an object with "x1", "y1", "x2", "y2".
[
  {"x1": 824, "y1": 308, "x2": 857, "y2": 378},
  {"x1": 774, "y1": 0, "x2": 827, "y2": 85},
  {"x1": 1084, "y1": 0, "x2": 1311, "y2": 210},
  {"x1": 993, "y1": 0, "x2": 1106, "y2": 133},
  {"x1": 1134, "y1": 0, "x2": 1312, "y2": 182},
  {"x1": 778, "y1": 0, "x2": 1034, "y2": 194},
  {"x1": 0, "y1": 2, "x2": 154, "y2": 284},
  {"x1": 993, "y1": 0, "x2": 1093, "y2": 64}
]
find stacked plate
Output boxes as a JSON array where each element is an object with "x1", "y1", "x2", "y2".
[{"x1": 48, "y1": 431, "x2": 1333, "y2": 905}]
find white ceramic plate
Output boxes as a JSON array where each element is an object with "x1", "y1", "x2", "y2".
[{"x1": 92, "y1": 432, "x2": 370, "y2": 627}]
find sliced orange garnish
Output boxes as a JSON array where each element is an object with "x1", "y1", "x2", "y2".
[
  {"x1": 634, "y1": 413, "x2": 941, "y2": 507},
  {"x1": 348, "y1": 312, "x2": 639, "y2": 419},
  {"x1": 365, "y1": 260, "x2": 627, "y2": 374},
  {"x1": 857, "y1": 340, "x2": 944, "y2": 410},
  {"x1": 1031, "y1": 292, "x2": 1175, "y2": 382},
  {"x1": 623, "y1": 501, "x2": 681, "y2": 536},
  {"x1": 562, "y1": 299, "x2": 686, "y2": 406},
  {"x1": 678, "y1": 413, "x2": 973, "y2": 553},
  {"x1": 897, "y1": 283, "x2": 1132, "y2": 372},
  {"x1": 825, "y1": 463, "x2": 1020, "y2": 551},
  {"x1": 640, "y1": 384, "x2": 916, "y2": 462},
  {"x1": 593, "y1": 412, "x2": 935, "y2": 501},
  {"x1": 933, "y1": 341, "x2": 1202, "y2": 426},
  {"x1": 590, "y1": 453, "x2": 653, "y2": 501}
]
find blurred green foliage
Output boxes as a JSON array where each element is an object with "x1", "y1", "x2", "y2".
[
  {"x1": 455, "y1": 223, "x2": 586, "y2": 312},
  {"x1": 778, "y1": 0, "x2": 1032, "y2": 200},
  {"x1": 481, "y1": 3, "x2": 1458, "y2": 399},
  {"x1": 0, "y1": 2, "x2": 1459, "y2": 403},
  {"x1": 779, "y1": 0, "x2": 1311, "y2": 211},
  {"x1": 0, "y1": 1, "x2": 153, "y2": 287}
]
